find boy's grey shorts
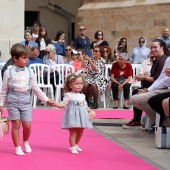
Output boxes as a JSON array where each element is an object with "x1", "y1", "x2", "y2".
[{"x1": 6, "y1": 90, "x2": 32, "y2": 121}]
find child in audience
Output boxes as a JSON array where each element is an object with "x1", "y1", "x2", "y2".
[
  {"x1": 53, "y1": 73, "x2": 95, "y2": 154},
  {"x1": 0, "y1": 43, "x2": 54, "y2": 156}
]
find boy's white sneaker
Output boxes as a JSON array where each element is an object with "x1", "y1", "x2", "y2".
[
  {"x1": 75, "y1": 145, "x2": 82, "y2": 152},
  {"x1": 23, "y1": 141, "x2": 32, "y2": 153},
  {"x1": 69, "y1": 147, "x2": 79, "y2": 154},
  {"x1": 15, "y1": 146, "x2": 25, "y2": 156}
]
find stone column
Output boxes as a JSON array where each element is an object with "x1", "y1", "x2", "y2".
[{"x1": 0, "y1": 0, "x2": 24, "y2": 61}]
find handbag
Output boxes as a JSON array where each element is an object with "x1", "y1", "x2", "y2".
[
  {"x1": 88, "y1": 111, "x2": 96, "y2": 120},
  {"x1": 0, "y1": 115, "x2": 9, "y2": 137},
  {"x1": 155, "y1": 115, "x2": 170, "y2": 148},
  {"x1": 116, "y1": 76, "x2": 126, "y2": 84}
]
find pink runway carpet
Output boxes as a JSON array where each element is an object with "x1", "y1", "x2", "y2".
[{"x1": 0, "y1": 109, "x2": 157, "y2": 170}]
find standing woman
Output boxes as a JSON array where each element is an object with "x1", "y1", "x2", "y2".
[
  {"x1": 36, "y1": 26, "x2": 51, "y2": 59},
  {"x1": 90, "y1": 30, "x2": 109, "y2": 49},
  {"x1": 130, "y1": 37, "x2": 150, "y2": 64},
  {"x1": 83, "y1": 46, "x2": 108, "y2": 109},
  {"x1": 20, "y1": 30, "x2": 38, "y2": 47},
  {"x1": 52, "y1": 30, "x2": 66, "y2": 55},
  {"x1": 117, "y1": 38, "x2": 128, "y2": 57}
]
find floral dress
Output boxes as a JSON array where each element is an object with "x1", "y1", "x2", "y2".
[{"x1": 85, "y1": 57, "x2": 108, "y2": 93}]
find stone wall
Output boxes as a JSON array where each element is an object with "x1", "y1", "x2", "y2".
[
  {"x1": 0, "y1": 0, "x2": 24, "y2": 61},
  {"x1": 77, "y1": 0, "x2": 170, "y2": 54}
]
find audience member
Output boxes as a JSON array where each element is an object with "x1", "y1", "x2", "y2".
[
  {"x1": 101, "y1": 46, "x2": 114, "y2": 64},
  {"x1": 43, "y1": 44, "x2": 64, "y2": 93},
  {"x1": 158, "y1": 27, "x2": 170, "y2": 48},
  {"x1": 117, "y1": 37, "x2": 128, "y2": 56},
  {"x1": 36, "y1": 26, "x2": 51, "y2": 59},
  {"x1": 130, "y1": 37, "x2": 150, "y2": 64},
  {"x1": 123, "y1": 39, "x2": 170, "y2": 130},
  {"x1": 83, "y1": 46, "x2": 108, "y2": 109},
  {"x1": 110, "y1": 53, "x2": 132, "y2": 109},
  {"x1": 90, "y1": 30, "x2": 109, "y2": 49},
  {"x1": 64, "y1": 45, "x2": 74, "y2": 64},
  {"x1": 26, "y1": 46, "x2": 42, "y2": 67},
  {"x1": 52, "y1": 30, "x2": 66, "y2": 55},
  {"x1": 72, "y1": 25, "x2": 91, "y2": 57},
  {"x1": 32, "y1": 21, "x2": 42, "y2": 42},
  {"x1": 20, "y1": 30, "x2": 38, "y2": 47}
]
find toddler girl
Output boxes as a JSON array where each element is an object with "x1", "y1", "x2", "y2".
[{"x1": 53, "y1": 73, "x2": 95, "y2": 154}]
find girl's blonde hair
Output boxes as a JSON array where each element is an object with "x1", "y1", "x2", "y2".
[{"x1": 64, "y1": 73, "x2": 84, "y2": 92}]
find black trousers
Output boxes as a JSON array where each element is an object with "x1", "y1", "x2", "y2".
[
  {"x1": 111, "y1": 82, "x2": 131, "y2": 100},
  {"x1": 148, "y1": 92, "x2": 170, "y2": 126}
]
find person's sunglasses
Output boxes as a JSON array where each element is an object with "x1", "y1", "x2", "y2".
[
  {"x1": 33, "y1": 25, "x2": 39, "y2": 27},
  {"x1": 66, "y1": 49, "x2": 71, "y2": 51},
  {"x1": 93, "y1": 50, "x2": 99, "y2": 53},
  {"x1": 150, "y1": 56, "x2": 156, "y2": 59},
  {"x1": 104, "y1": 50, "x2": 108, "y2": 53},
  {"x1": 46, "y1": 51, "x2": 51, "y2": 54},
  {"x1": 76, "y1": 53, "x2": 81, "y2": 56},
  {"x1": 79, "y1": 28, "x2": 85, "y2": 31},
  {"x1": 139, "y1": 41, "x2": 145, "y2": 43}
]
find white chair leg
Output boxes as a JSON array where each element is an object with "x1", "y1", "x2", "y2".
[
  {"x1": 155, "y1": 112, "x2": 160, "y2": 134},
  {"x1": 33, "y1": 95, "x2": 37, "y2": 108},
  {"x1": 145, "y1": 114, "x2": 152, "y2": 130}
]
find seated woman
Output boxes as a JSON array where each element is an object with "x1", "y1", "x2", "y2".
[
  {"x1": 43, "y1": 44, "x2": 64, "y2": 93},
  {"x1": 83, "y1": 46, "x2": 108, "y2": 109},
  {"x1": 72, "y1": 49, "x2": 88, "y2": 75},
  {"x1": 20, "y1": 30, "x2": 38, "y2": 47},
  {"x1": 101, "y1": 46, "x2": 114, "y2": 64},
  {"x1": 110, "y1": 53, "x2": 132, "y2": 109}
]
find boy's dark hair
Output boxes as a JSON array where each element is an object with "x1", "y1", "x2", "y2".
[{"x1": 10, "y1": 43, "x2": 30, "y2": 59}]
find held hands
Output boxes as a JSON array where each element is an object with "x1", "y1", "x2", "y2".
[
  {"x1": 118, "y1": 83, "x2": 123, "y2": 90},
  {"x1": 47, "y1": 99, "x2": 55, "y2": 106}
]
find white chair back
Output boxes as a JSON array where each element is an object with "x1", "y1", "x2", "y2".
[
  {"x1": 105, "y1": 64, "x2": 112, "y2": 81},
  {"x1": 52, "y1": 64, "x2": 75, "y2": 102},
  {"x1": 131, "y1": 64, "x2": 142, "y2": 79},
  {"x1": 53, "y1": 64, "x2": 75, "y2": 87},
  {"x1": 29, "y1": 63, "x2": 51, "y2": 86}
]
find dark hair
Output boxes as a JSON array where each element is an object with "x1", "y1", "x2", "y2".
[
  {"x1": 54, "y1": 30, "x2": 65, "y2": 41},
  {"x1": 77, "y1": 49, "x2": 85, "y2": 55},
  {"x1": 101, "y1": 46, "x2": 113, "y2": 63},
  {"x1": 10, "y1": 43, "x2": 30, "y2": 59},
  {"x1": 33, "y1": 21, "x2": 42, "y2": 27},
  {"x1": 152, "y1": 39, "x2": 170, "y2": 56},
  {"x1": 94, "y1": 30, "x2": 103, "y2": 40},
  {"x1": 36, "y1": 26, "x2": 49, "y2": 42},
  {"x1": 117, "y1": 37, "x2": 128, "y2": 53}
]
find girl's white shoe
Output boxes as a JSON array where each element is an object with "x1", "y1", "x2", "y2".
[
  {"x1": 23, "y1": 141, "x2": 32, "y2": 153},
  {"x1": 75, "y1": 145, "x2": 82, "y2": 152},
  {"x1": 69, "y1": 147, "x2": 79, "y2": 154}
]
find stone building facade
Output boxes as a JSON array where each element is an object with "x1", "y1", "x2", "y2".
[{"x1": 78, "y1": 0, "x2": 170, "y2": 53}]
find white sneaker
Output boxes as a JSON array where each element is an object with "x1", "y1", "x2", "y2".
[
  {"x1": 69, "y1": 147, "x2": 79, "y2": 154},
  {"x1": 75, "y1": 145, "x2": 82, "y2": 152},
  {"x1": 23, "y1": 141, "x2": 32, "y2": 153}
]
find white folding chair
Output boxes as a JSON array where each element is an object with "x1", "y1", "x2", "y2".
[
  {"x1": 130, "y1": 64, "x2": 142, "y2": 93},
  {"x1": 29, "y1": 64, "x2": 54, "y2": 107},
  {"x1": 104, "y1": 64, "x2": 112, "y2": 108},
  {"x1": 0, "y1": 62, "x2": 6, "y2": 92},
  {"x1": 53, "y1": 64, "x2": 75, "y2": 103}
]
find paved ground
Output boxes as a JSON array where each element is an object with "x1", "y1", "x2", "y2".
[{"x1": 92, "y1": 108, "x2": 170, "y2": 170}]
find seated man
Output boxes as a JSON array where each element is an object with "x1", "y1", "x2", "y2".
[{"x1": 26, "y1": 46, "x2": 42, "y2": 67}]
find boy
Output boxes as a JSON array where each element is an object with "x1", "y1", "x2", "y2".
[{"x1": 0, "y1": 43, "x2": 54, "y2": 156}]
